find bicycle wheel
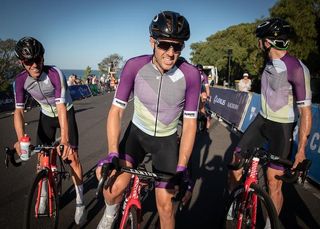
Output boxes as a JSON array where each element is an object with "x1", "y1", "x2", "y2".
[
  {"x1": 223, "y1": 183, "x2": 280, "y2": 229},
  {"x1": 24, "y1": 170, "x2": 59, "y2": 229},
  {"x1": 122, "y1": 205, "x2": 138, "y2": 229}
]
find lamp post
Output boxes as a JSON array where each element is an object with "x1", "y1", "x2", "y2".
[{"x1": 227, "y1": 49, "x2": 233, "y2": 87}]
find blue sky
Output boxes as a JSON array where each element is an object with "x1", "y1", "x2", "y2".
[{"x1": 1, "y1": 0, "x2": 277, "y2": 70}]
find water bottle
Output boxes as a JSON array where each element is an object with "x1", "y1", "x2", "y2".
[{"x1": 20, "y1": 134, "x2": 31, "y2": 161}]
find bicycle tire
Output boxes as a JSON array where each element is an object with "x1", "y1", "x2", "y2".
[
  {"x1": 223, "y1": 183, "x2": 280, "y2": 229},
  {"x1": 24, "y1": 170, "x2": 59, "y2": 229},
  {"x1": 122, "y1": 205, "x2": 138, "y2": 229}
]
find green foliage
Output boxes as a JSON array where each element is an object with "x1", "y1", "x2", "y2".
[
  {"x1": 190, "y1": 0, "x2": 320, "y2": 81},
  {"x1": 98, "y1": 53, "x2": 123, "y2": 75},
  {"x1": 191, "y1": 23, "x2": 264, "y2": 82},
  {"x1": 0, "y1": 38, "x2": 22, "y2": 92},
  {"x1": 270, "y1": 0, "x2": 320, "y2": 75},
  {"x1": 83, "y1": 66, "x2": 92, "y2": 82}
]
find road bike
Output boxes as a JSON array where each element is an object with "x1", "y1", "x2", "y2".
[
  {"x1": 5, "y1": 140, "x2": 71, "y2": 229},
  {"x1": 96, "y1": 161, "x2": 180, "y2": 229},
  {"x1": 223, "y1": 147, "x2": 311, "y2": 229}
]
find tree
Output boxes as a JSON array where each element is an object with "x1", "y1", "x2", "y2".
[
  {"x1": 82, "y1": 66, "x2": 92, "y2": 83},
  {"x1": 98, "y1": 53, "x2": 123, "y2": 76},
  {"x1": 270, "y1": 0, "x2": 320, "y2": 76},
  {"x1": 0, "y1": 39, "x2": 22, "y2": 92},
  {"x1": 191, "y1": 23, "x2": 263, "y2": 83},
  {"x1": 190, "y1": 0, "x2": 320, "y2": 83}
]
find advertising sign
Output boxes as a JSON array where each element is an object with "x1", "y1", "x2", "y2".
[
  {"x1": 69, "y1": 85, "x2": 92, "y2": 100},
  {"x1": 208, "y1": 87, "x2": 249, "y2": 127},
  {"x1": 238, "y1": 93, "x2": 261, "y2": 132}
]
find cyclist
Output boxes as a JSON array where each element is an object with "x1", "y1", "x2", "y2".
[
  {"x1": 197, "y1": 64, "x2": 211, "y2": 130},
  {"x1": 229, "y1": 18, "x2": 312, "y2": 217},
  {"x1": 96, "y1": 11, "x2": 201, "y2": 229},
  {"x1": 13, "y1": 37, "x2": 87, "y2": 225}
]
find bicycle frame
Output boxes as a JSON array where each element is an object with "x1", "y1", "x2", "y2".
[
  {"x1": 237, "y1": 157, "x2": 259, "y2": 229},
  {"x1": 96, "y1": 164, "x2": 171, "y2": 229},
  {"x1": 35, "y1": 149, "x2": 55, "y2": 218},
  {"x1": 227, "y1": 148, "x2": 311, "y2": 229},
  {"x1": 119, "y1": 174, "x2": 143, "y2": 229}
]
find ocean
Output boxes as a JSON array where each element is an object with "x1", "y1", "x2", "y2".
[{"x1": 61, "y1": 69, "x2": 101, "y2": 79}]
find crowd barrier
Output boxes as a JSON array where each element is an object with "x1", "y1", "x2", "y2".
[
  {"x1": 0, "y1": 91, "x2": 15, "y2": 112},
  {"x1": 69, "y1": 85, "x2": 93, "y2": 100},
  {"x1": 207, "y1": 86, "x2": 249, "y2": 128},
  {"x1": 207, "y1": 86, "x2": 320, "y2": 184},
  {"x1": 0, "y1": 84, "x2": 97, "y2": 113}
]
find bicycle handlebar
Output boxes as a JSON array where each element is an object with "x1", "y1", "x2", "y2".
[
  {"x1": 4, "y1": 147, "x2": 22, "y2": 168},
  {"x1": 275, "y1": 159, "x2": 312, "y2": 184},
  {"x1": 4, "y1": 143, "x2": 66, "y2": 168},
  {"x1": 227, "y1": 148, "x2": 312, "y2": 184},
  {"x1": 95, "y1": 160, "x2": 172, "y2": 198}
]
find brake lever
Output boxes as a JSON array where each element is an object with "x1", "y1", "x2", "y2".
[{"x1": 96, "y1": 163, "x2": 110, "y2": 198}]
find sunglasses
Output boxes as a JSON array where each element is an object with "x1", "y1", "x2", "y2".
[
  {"x1": 155, "y1": 40, "x2": 185, "y2": 53},
  {"x1": 22, "y1": 56, "x2": 43, "y2": 66},
  {"x1": 265, "y1": 38, "x2": 290, "y2": 49}
]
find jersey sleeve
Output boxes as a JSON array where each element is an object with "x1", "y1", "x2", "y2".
[
  {"x1": 113, "y1": 56, "x2": 151, "y2": 109},
  {"x1": 13, "y1": 73, "x2": 27, "y2": 109},
  {"x1": 48, "y1": 67, "x2": 68, "y2": 104},
  {"x1": 184, "y1": 68, "x2": 201, "y2": 119},
  {"x1": 288, "y1": 60, "x2": 312, "y2": 107}
]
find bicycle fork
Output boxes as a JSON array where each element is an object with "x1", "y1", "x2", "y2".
[
  {"x1": 238, "y1": 157, "x2": 259, "y2": 229},
  {"x1": 35, "y1": 152, "x2": 55, "y2": 217}
]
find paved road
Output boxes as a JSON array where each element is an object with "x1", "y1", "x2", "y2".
[{"x1": 0, "y1": 93, "x2": 319, "y2": 229}]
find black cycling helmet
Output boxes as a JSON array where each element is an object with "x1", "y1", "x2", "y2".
[
  {"x1": 196, "y1": 64, "x2": 203, "y2": 70},
  {"x1": 256, "y1": 18, "x2": 292, "y2": 49},
  {"x1": 15, "y1": 36, "x2": 45, "y2": 60},
  {"x1": 149, "y1": 11, "x2": 190, "y2": 41}
]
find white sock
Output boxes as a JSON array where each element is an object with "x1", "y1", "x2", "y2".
[
  {"x1": 75, "y1": 184, "x2": 84, "y2": 205},
  {"x1": 105, "y1": 202, "x2": 120, "y2": 217}
]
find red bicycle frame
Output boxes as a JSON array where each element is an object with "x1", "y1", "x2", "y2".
[
  {"x1": 119, "y1": 174, "x2": 143, "y2": 229},
  {"x1": 35, "y1": 150, "x2": 55, "y2": 217},
  {"x1": 237, "y1": 157, "x2": 259, "y2": 229}
]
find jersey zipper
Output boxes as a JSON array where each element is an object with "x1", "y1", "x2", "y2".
[{"x1": 154, "y1": 73, "x2": 163, "y2": 136}]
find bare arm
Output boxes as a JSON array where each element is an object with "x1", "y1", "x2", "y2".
[
  {"x1": 294, "y1": 105, "x2": 312, "y2": 168},
  {"x1": 178, "y1": 117, "x2": 197, "y2": 167},
  {"x1": 14, "y1": 108, "x2": 25, "y2": 141},
  {"x1": 205, "y1": 84, "x2": 210, "y2": 97},
  {"x1": 107, "y1": 104, "x2": 125, "y2": 154},
  {"x1": 13, "y1": 108, "x2": 25, "y2": 154},
  {"x1": 56, "y1": 103, "x2": 69, "y2": 145}
]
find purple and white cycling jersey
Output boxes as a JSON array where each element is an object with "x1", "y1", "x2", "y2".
[
  {"x1": 113, "y1": 55, "x2": 201, "y2": 137},
  {"x1": 14, "y1": 66, "x2": 73, "y2": 117},
  {"x1": 260, "y1": 53, "x2": 312, "y2": 123}
]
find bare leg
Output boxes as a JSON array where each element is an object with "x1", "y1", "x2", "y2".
[
  {"x1": 267, "y1": 167, "x2": 284, "y2": 215},
  {"x1": 155, "y1": 188, "x2": 175, "y2": 229}
]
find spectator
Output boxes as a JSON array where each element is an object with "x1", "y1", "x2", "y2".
[
  {"x1": 67, "y1": 74, "x2": 76, "y2": 86},
  {"x1": 238, "y1": 72, "x2": 252, "y2": 92}
]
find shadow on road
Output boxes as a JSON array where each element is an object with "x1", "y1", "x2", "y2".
[
  {"x1": 280, "y1": 183, "x2": 320, "y2": 228},
  {"x1": 59, "y1": 164, "x2": 102, "y2": 228}
]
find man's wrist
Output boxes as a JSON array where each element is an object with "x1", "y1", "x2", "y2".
[{"x1": 176, "y1": 165, "x2": 187, "y2": 172}]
